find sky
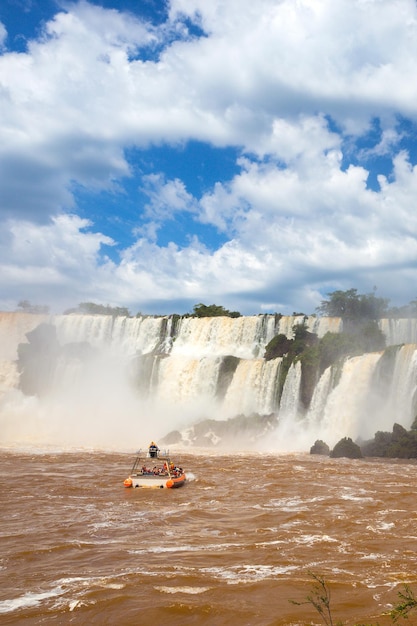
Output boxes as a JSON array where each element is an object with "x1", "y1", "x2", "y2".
[{"x1": 1, "y1": 0, "x2": 417, "y2": 316}]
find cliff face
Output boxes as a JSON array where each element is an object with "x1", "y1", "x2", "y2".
[{"x1": 0, "y1": 312, "x2": 416, "y2": 450}]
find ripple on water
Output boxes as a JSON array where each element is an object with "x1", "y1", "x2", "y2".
[{"x1": 2, "y1": 451, "x2": 417, "y2": 625}]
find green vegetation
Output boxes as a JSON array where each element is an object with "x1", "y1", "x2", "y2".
[
  {"x1": 292, "y1": 572, "x2": 417, "y2": 624},
  {"x1": 291, "y1": 572, "x2": 338, "y2": 626},
  {"x1": 264, "y1": 333, "x2": 293, "y2": 360},
  {"x1": 361, "y1": 423, "x2": 417, "y2": 458},
  {"x1": 312, "y1": 422, "x2": 417, "y2": 460},
  {"x1": 386, "y1": 297, "x2": 417, "y2": 318},
  {"x1": 14, "y1": 288, "x2": 417, "y2": 320},
  {"x1": 264, "y1": 310, "x2": 386, "y2": 411},
  {"x1": 264, "y1": 320, "x2": 320, "y2": 406},
  {"x1": 64, "y1": 302, "x2": 131, "y2": 317},
  {"x1": 269, "y1": 290, "x2": 389, "y2": 410},
  {"x1": 317, "y1": 288, "x2": 389, "y2": 325},
  {"x1": 17, "y1": 300, "x2": 50, "y2": 314},
  {"x1": 190, "y1": 303, "x2": 241, "y2": 318}
]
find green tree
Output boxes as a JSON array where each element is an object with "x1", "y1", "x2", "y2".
[
  {"x1": 264, "y1": 334, "x2": 293, "y2": 360},
  {"x1": 317, "y1": 288, "x2": 389, "y2": 323},
  {"x1": 191, "y1": 303, "x2": 241, "y2": 318},
  {"x1": 17, "y1": 300, "x2": 50, "y2": 314},
  {"x1": 64, "y1": 302, "x2": 131, "y2": 316}
]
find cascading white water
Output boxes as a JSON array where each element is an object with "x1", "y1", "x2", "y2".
[
  {"x1": 221, "y1": 357, "x2": 281, "y2": 418},
  {"x1": 305, "y1": 366, "x2": 334, "y2": 430},
  {"x1": 307, "y1": 353, "x2": 382, "y2": 446},
  {"x1": 278, "y1": 361, "x2": 302, "y2": 421},
  {"x1": 53, "y1": 314, "x2": 168, "y2": 355},
  {"x1": 155, "y1": 355, "x2": 222, "y2": 407},
  {"x1": 171, "y1": 315, "x2": 277, "y2": 359},
  {"x1": 1, "y1": 311, "x2": 417, "y2": 450},
  {"x1": 379, "y1": 318, "x2": 417, "y2": 346},
  {"x1": 309, "y1": 316, "x2": 343, "y2": 337},
  {"x1": 381, "y1": 344, "x2": 417, "y2": 427}
]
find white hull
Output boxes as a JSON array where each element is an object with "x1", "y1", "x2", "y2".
[
  {"x1": 131, "y1": 476, "x2": 170, "y2": 489},
  {"x1": 124, "y1": 448, "x2": 187, "y2": 489}
]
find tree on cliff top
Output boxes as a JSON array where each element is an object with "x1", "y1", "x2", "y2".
[
  {"x1": 64, "y1": 302, "x2": 131, "y2": 317},
  {"x1": 17, "y1": 300, "x2": 50, "y2": 314},
  {"x1": 191, "y1": 303, "x2": 241, "y2": 318},
  {"x1": 316, "y1": 288, "x2": 389, "y2": 322}
]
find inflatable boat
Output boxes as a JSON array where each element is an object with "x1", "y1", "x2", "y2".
[{"x1": 123, "y1": 447, "x2": 186, "y2": 489}]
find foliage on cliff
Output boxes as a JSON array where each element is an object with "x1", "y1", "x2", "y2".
[
  {"x1": 17, "y1": 300, "x2": 50, "y2": 314},
  {"x1": 317, "y1": 288, "x2": 389, "y2": 325},
  {"x1": 190, "y1": 303, "x2": 241, "y2": 318},
  {"x1": 264, "y1": 321, "x2": 319, "y2": 404},
  {"x1": 361, "y1": 422, "x2": 417, "y2": 458},
  {"x1": 314, "y1": 421, "x2": 417, "y2": 460},
  {"x1": 264, "y1": 315, "x2": 386, "y2": 410},
  {"x1": 64, "y1": 302, "x2": 131, "y2": 316}
]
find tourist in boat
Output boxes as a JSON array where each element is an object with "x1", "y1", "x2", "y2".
[{"x1": 149, "y1": 442, "x2": 159, "y2": 458}]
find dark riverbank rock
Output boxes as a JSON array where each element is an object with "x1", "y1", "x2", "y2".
[
  {"x1": 330, "y1": 437, "x2": 363, "y2": 459},
  {"x1": 310, "y1": 439, "x2": 330, "y2": 455}
]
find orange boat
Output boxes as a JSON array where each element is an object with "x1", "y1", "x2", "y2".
[{"x1": 123, "y1": 447, "x2": 186, "y2": 489}]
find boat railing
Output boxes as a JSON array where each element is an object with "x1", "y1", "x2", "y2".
[
  {"x1": 133, "y1": 448, "x2": 170, "y2": 458},
  {"x1": 130, "y1": 450, "x2": 172, "y2": 474}
]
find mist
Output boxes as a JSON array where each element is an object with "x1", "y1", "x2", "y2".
[{"x1": 0, "y1": 312, "x2": 416, "y2": 453}]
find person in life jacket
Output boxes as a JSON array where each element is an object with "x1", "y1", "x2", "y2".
[{"x1": 149, "y1": 441, "x2": 159, "y2": 458}]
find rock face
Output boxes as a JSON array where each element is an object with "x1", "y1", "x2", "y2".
[
  {"x1": 17, "y1": 323, "x2": 60, "y2": 396},
  {"x1": 310, "y1": 439, "x2": 330, "y2": 455},
  {"x1": 361, "y1": 423, "x2": 417, "y2": 458},
  {"x1": 330, "y1": 437, "x2": 363, "y2": 459}
]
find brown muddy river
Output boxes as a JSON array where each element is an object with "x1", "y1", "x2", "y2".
[{"x1": 1, "y1": 450, "x2": 417, "y2": 625}]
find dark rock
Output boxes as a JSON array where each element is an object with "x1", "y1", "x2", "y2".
[
  {"x1": 330, "y1": 437, "x2": 363, "y2": 459},
  {"x1": 310, "y1": 439, "x2": 330, "y2": 455}
]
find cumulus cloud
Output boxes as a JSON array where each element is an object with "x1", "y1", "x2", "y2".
[
  {"x1": 1, "y1": 0, "x2": 417, "y2": 314},
  {"x1": 0, "y1": 215, "x2": 115, "y2": 311}
]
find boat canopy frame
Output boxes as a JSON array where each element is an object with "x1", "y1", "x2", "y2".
[{"x1": 130, "y1": 450, "x2": 173, "y2": 476}]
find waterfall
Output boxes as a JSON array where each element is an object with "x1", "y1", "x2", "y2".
[
  {"x1": 307, "y1": 353, "x2": 382, "y2": 446},
  {"x1": 278, "y1": 361, "x2": 302, "y2": 421},
  {"x1": 221, "y1": 357, "x2": 281, "y2": 417},
  {"x1": 276, "y1": 315, "x2": 342, "y2": 339},
  {"x1": 0, "y1": 361, "x2": 20, "y2": 395},
  {"x1": 53, "y1": 315, "x2": 169, "y2": 355},
  {"x1": 1, "y1": 312, "x2": 417, "y2": 450},
  {"x1": 171, "y1": 315, "x2": 276, "y2": 358},
  {"x1": 155, "y1": 355, "x2": 222, "y2": 408},
  {"x1": 379, "y1": 319, "x2": 417, "y2": 346},
  {"x1": 306, "y1": 366, "x2": 334, "y2": 429},
  {"x1": 309, "y1": 316, "x2": 343, "y2": 337},
  {"x1": 375, "y1": 344, "x2": 417, "y2": 428}
]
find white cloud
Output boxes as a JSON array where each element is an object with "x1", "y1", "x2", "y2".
[
  {"x1": 2, "y1": 0, "x2": 417, "y2": 313},
  {"x1": 0, "y1": 22, "x2": 6, "y2": 49},
  {"x1": 141, "y1": 173, "x2": 197, "y2": 221},
  {"x1": 0, "y1": 215, "x2": 115, "y2": 310}
]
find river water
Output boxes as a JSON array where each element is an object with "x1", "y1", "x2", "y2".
[{"x1": 1, "y1": 449, "x2": 417, "y2": 625}]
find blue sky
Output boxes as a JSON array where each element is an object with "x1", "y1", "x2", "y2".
[{"x1": 1, "y1": 0, "x2": 417, "y2": 316}]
